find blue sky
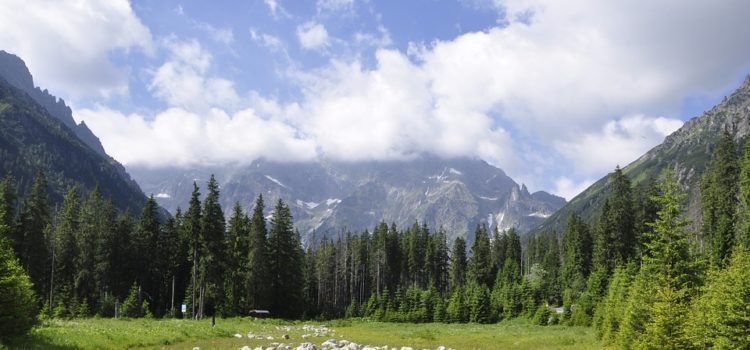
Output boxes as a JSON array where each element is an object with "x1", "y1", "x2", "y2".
[{"x1": 2, "y1": 0, "x2": 750, "y2": 200}]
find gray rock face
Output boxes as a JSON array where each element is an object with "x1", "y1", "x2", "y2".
[{"x1": 130, "y1": 156, "x2": 565, "y2": 245}]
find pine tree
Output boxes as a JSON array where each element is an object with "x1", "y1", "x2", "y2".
[
  {"x1": 246, "y1": 195, "x2": 269, "y2": 310},
  {"x1": 561, "y1": 213, "x2": 592, "y2": 296},
  {"x1": 687, "y1": 248, "x2": 750, "y2": 349},
  {"x1": 267, "y1": 199, "x2": 305, "y2": 318},
  {"x1": 224, "y1": 202, "x2": 249, "y2": 315},
  {"x1": 54, "y1": 187, "x2": 81, "y2": 313},
  {"x1": 17, "y1": 171, "x2": 51, "y2": 302},
  {"x1": 200, "y1": 175, "x2": 226, "y2": 316},
  {"x1": 0, "y1": 229, "x2": 37, "y2": 341},
  {"x1": 183, "y1": 183, "x2": 201, "y2": 318},
  {"x1": 737, "y1": 136, "x2": 750, "y2": 249},
  {"x1": 450, "y1": 236, "x2": 467, "y2": 290},
  {"x1": 701, "y1": 131, "x2": 739, "y2": 267},
  {"x1": 618, "y1": 170, "x2": 699, "y2": 349},
  {"x1": 468, "y1": 224, "x2": 493, "y2": 287},
  {"x1": 133, "y1": 196, "x2": 160, "y2": 315}
]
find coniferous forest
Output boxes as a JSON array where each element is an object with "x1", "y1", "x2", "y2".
[{"x1": 2, "y1": 132, "x2": 750, "y2": 348}]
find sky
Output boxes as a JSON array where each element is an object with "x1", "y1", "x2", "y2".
[{"x1": 2, "y1": 0, "x2": 750, "y2": 200}]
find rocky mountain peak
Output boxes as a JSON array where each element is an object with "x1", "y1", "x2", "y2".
[{"x1": 0, "y1": 50, "x2": 107, "y2": 156}]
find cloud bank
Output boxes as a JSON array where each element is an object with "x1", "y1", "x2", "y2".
[{"x1": 5, "y1": 0, "x2": 750, "y2": 198}]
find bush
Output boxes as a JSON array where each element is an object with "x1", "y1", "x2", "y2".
[
  {"x1": 0, "y1": 235, "x2": 38, "y2": 342},
  {"x1": 532, "y1": 305, "x2": 552, "y2": 325}
]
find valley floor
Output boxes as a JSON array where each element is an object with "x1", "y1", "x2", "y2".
[{"x1": 7, "y1": 318, "x2": 598, "y2": 350}]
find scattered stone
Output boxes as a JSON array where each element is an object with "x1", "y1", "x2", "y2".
[
  {"x1": 400, "y1": 347, "x2": 414, "y2": 350},
  {"x1": 234, "y1": 333, "x2": 243, "y2": 338},
  {"x1": 322, "y1": 339, "x2": 338, "y2": 349},
  {"x1": 302, "y1": 334, "x2": 311, "y2": 339},
  {"x1": 267, "y1": 336, "x2": 275, "y2": 340},
  {"x1": 193, "y1": 347, "x2": 200, "y2": 350},
  {"x1": 296, "y1": 343, "x2": 317, "y2": 350},
  {"x1": 240, "y1": 346, "x2": 251, "y2": 350}
]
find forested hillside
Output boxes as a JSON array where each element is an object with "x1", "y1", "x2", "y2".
[
  {"x1": 0, "y1": 75, "x2": 147, "y2": 211},
  {"x1": 533, "y1": 76, "x2": 750, "y2": 236}
]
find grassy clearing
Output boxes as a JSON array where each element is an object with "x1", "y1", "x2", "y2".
[{"x1": 6, "y1": 318, "x2": 599, "y2": 350}]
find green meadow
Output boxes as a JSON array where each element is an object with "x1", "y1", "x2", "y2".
[{"x1": 6, "y1": 318, "x2": 599, "y2": 350}]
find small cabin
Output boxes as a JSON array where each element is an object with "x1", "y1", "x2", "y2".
[{"x1": 248, "y1": 309, "x2": 271, "y2": 318}]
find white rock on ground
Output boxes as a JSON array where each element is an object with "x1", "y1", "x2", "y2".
[
  {"x1": 234, "y1": 333, "x2": 243, "y2": 338},
  {"x1": 240, "y1": 346, "x2": 251, "y2": 350}
]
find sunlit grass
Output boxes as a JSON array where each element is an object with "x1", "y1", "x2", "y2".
[{"x1": 7, "y1": 317, "x2": 599, "y2": 350}]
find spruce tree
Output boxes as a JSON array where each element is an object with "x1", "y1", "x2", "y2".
[
  {"x1": 17, "y1": 171, "x2": 51, "y2": 302},
  {"x1": 54, "y1": 187, "x2": 81, "y2": 313},
  {"x1": 183, "y1": 183, "x2": 201, "y2": 318},
  {"x1": 450, "y1": 236, "x2": 467, "y2": 290},
  {"x1": 200, "y1": 175, "x2": 226, "y2": 316},
  {"x1": 246, "y1": 194, "x2": 269, "y2": 310},
  {"x1": 561, "y1": 213, "x2": 592, "y2": 296},
  {"x1": 701, "y1": 131, "x2": 739, "y2": 267},
  {"x1": 468, "y1": 224, "x2": 493, "y2": 287},
  {"x1": 0, "y1": 228, "x2": 37, "y2": 341},
  {"x1": 267, "y1": 199, "x2": 304, "y2": 318},
  {"x1": 737, "y1": 136, "x2": 750, "y2": 249},
  {"x1": 133, "y1": 196, "x2": 160, "y2": 314}
]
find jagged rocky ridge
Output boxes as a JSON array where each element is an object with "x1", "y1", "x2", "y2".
[
  {"x1": 130, "y1": 156, "x2": 565, "y2": 246},
  {"x1": 0, "y1": 50, "x2": 148, "y2": 211}
]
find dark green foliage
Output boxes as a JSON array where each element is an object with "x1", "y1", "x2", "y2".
[
  {"x1": 0, "y1": 230, "x2": 37, "y2": 341},
  {"x1": 120, "y1": 283, "x2": 150, "y2": 318},
  {"x1": 200, "y1": 175, "x2": 226, "y2": 316},
  {"x1": 450, "y1": 236, "x2": 467, "y2": 290},
  {"x1": 0, "y1": 76, "x2": 147, "y2": 214},
  {"x1": 591, "y1": 167, "x2": 636, "y2": 278},
  {"x1": 267, "y1": 199, "x2": 305, "y2": 318},
  {"x1": 737, "y1": 136, "x2": 750, "y2": 249},
  {"x1": 561, "y1": 214, "x2": 592, "y2": 297},
  {"x1": 17, "y1": 171, "x2": 50, "y2": 302},
  {"x1": 468, "y1": 224, "x2": 492, "y2": 287},
  {"x1": 594, "y1": 264, "x2": 635, "y2": 344},
  {"x1": 701, "y1": 131, "x2": 739, "y2": 267}
]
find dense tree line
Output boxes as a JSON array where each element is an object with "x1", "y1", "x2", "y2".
[{"x1": 2, "y1": 132, "x2": 750, "y2": 349}]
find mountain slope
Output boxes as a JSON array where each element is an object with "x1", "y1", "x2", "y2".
[
  {"x1": 533, "y1": 76, "x2": 750, "y2": 236},
  {"x1": 130, "y1": 156, "x2": 565, "y2": 245},
  {"x1": 0, "y1": 71, "x2": 147, "y2": 211},
  {"x1": 0, "y1": 51, "x2": 108, "y2": 156}
]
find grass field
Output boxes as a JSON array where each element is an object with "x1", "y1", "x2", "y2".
[{"x1": 6, "y1": 318, "x2": 600, "y2": 350}]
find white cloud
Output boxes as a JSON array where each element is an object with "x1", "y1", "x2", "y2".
[
  {"x1": 71, "y1": 0, "x2": 750, "y2": 198},
  {"x1": 76, "y1": 106, "x2": 316, "y2": 167},
  {"x1": 196, "y1": 23, "x2": 234, "y2": 45},
  {"x1": 556, "y1": 115, "x2": 683, "y2": 176},
  {"x1": 316, "y1": 0, "x2": 355, "y2": 14},
  {"x1": 297, "y1": 22, "x2": 330, "y2": 50},
  {"x1": 553, "y1": 177, "x2": 596, "y2": 201},
  {"x1": 148, "y1": 38, "x2": 239, "y2": 111},
  {"x1": 0, "y1": 0, "x2": 152, "y2": 99},
  {"x1": 249, "y1": 28, "x2": 287, "y2": 55},
  {"x1": 264, "y1": 0, "x2": 291, "y2": 19}
]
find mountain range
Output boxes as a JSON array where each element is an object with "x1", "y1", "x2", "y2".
[{"x1": 131, "y1": 157, "x2": 565, "y2": 245}]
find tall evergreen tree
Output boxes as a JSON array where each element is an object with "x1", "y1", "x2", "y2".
[
  {"x1": 17, "y1": 171, "x2": 50, "y2": 302},
  {"x1": 246, "y1": 195, "x2": 269, "y2": 310},
  {"x1": 183, "y1": 183, "x2": 201, "y2": 318},
  {"x1": 701, "y1": 131, "x2": 739, "y2": 267},
  {"x1": 736, "y1": 136, "x2": 750, "y2": 249},
  {"x1": 561, "y1": 214, "x2": 592, "y2": 295},
  {"x1": 450, "y1": 236, "x2": 467, "y2": 290},
  {"x1": 267, "y1": 199, "x2": 305, "y2": 318},
  {"x1": 200, "y1": 175, "x2": 226, "y2": 316},
  {"x1": 593, "y1": 166, "x2": 635, "y2": 274},
  {"x1": 0, "y1": 227, "x2": 37, "y2": 341},
  {"x1": 224, "y1": 202, "x2": 249, "y2": 315},
  {"x1": 468, "y1": 224, "x2": 493, "y2": 287},
  {"x1": 53, "y1": 187, "x2": 81, "y2": 313},
  {"x1": 133, "y1": 196, "x2": 160, "y2": 314}
]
